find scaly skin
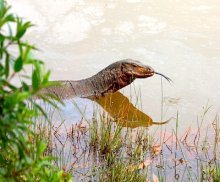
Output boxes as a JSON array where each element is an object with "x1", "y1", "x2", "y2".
[{"x1": 40, "y1": 59, "x2": 155, "y2": 99}]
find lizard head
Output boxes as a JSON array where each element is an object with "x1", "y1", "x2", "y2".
[
  {"x1": 101, "y1": 59, "x2": 172, "y2": 94},
  {"x1": 121, "y1": 59, "x2": 173, "y2": 83},
  {"x1": 106, "y1": 59, "x2": 155, "y2": 90},
  {"x1": 121, "y1": 59, "x2": 155, "y2": 78}
]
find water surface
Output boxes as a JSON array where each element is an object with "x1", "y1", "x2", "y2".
[{"x1": 8, "y1": 0, "x2": 220, "y2": 131}]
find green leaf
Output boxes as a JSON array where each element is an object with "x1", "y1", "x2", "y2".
[
  {"x1": 16, "y1": 19, "x2": 33, "y2": 39},
  {"x1": 5, "y1": 52, "x2": 9, "y2": 78},
  {"x1": 37, "y1": 140, "x2": 46, "y2": 159},
  {"x1": 17, "y1": 92, "x2": 30, "y2": 101},
  {"x1": 0, "y1": 1, "x2": 4, "y2": 13},
  {"x1": 14, "y1": 56, "x2": 23, "y2": 72},
  {"x1": 32, "y1": 70, "x2": 39, "y2": 90},
  {"x1": 42, "y1": 70, "x2": 51, "y2": 85},
  {"x1": 0, "y1": 33, "x2": 4, "y2": 42},
  {"x1": 0, "y1": 6, "x2": 14, "y2": 28},
  {"x1": 0, "y1": 2, "x2": 8, "y2": 19},
  {"x1": 31, "y1": 102, "x2": 47, "y2": 118},
  {"x1": 23, "y1": 45, "x2": 32, "y2": 63},
  {"x1": 22, "y1": 82, "x2": 30, "y2": 91},
  {"x1": 4, "y1": 14, "x2": 14, "y2": 22},
  {"x1": 0, "y1": 42, "x2": 3, "y2": 59}
]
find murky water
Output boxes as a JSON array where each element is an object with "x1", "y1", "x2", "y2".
[{"x1": 8, "y1": 0, "x2": 220, "y2": 130}]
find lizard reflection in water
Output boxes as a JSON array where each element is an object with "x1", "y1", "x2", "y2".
[{"x1": 95, "y1": 91, "x2": 170, "y2": 128}]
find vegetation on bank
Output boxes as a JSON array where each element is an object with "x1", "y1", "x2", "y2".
[
  {"x1": 0, "y1": 1, "x2": 70, "y2": 181},
  {"x1": 40, "y1": 80, "x2": 218, "y2": 181},
  {"x1": 39, "y1": 100, "x2": 220, "y2": 181}
]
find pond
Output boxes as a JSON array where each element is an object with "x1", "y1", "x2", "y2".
[{"x1": 8, "y1": 0, "x2": 220, "y2": 180}]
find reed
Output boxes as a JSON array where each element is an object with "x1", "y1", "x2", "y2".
[{"x1": 32, "y1": 94, "x2": 220, "y2": 181}]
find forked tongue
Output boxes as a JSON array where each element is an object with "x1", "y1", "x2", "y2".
[{"x1": 154, "y1": 72, "x2": 173, "y2": 83}]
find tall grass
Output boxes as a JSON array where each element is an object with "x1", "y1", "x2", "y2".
[{"x1": 32, "y1": 89, "x2": 220, "y2": 181}]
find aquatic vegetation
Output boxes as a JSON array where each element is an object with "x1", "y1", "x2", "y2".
[
  {"x1": 29, "y1": 80, "x2": 219, "y2": 181},
  {"x1": 34, "y1": 95, "x2": 220, "y2": 181}
]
